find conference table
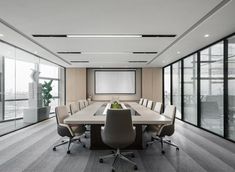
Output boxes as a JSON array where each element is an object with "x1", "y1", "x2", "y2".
[{"x1": 64, "y1": 102, "x2": 171, "y2": 149}]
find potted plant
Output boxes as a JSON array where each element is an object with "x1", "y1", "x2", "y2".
[{"x1": 41, "y1": 80, "x2": 53, "y2": 118}]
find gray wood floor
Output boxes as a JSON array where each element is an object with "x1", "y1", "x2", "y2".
[{"x1": 0, "y1": 118, "x2": 235, "y2": 172}]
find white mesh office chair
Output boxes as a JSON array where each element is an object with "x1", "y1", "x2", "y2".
[
  {"x1": 142, "y1": 99, "x2": 148, "y2": 107},
  {"x1": 147, "y1": 100, "x2": 153, "y2": 109}
]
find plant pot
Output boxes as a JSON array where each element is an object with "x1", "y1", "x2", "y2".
[
  {"x1": 38, "y1": 106, "x2": 51, "y2": 121},
  {"x1": 23, "y1": 106, "x2": 51, "y2": 123}
]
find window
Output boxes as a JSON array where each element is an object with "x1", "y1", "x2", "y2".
[
  {"x1": 164, "y1": 66, "x2": 171, "y2": 107},
  {"x1": 228, "y1": 36, "x2": 235, "y2": 141},
  {"x1": 183, "y1": 54, "x2": 197, "y2": 125},
  {"x1": 200, "y1": 42, "x2": 224, "y2": 135},
  {"x1": 0, "y1": 41, "x2": 65, "y2": 135},
  {"x1": 172, "y1": 61, "x2": 182, "y2": 119}
]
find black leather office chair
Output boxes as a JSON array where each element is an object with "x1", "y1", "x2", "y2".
[
  {"x1": 99, "y1": 109, "x2": 137, "y2": 172},
  {"x1": 53, "y1": 106, "x2": 86, "y2": 154},
  {"x1": 146, "y1": 105, "x2": 179, "y2": 154}
]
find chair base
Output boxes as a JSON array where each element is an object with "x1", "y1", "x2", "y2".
[
  {"x1": 99, "y1": 149, "x2": 137, "y2": 171},
  {"x1": 146, "y1": 136, "x2": 179, "y2": 154},
  {"x1": 53, "y1": 136, "x2": 86, "y2": 154}
]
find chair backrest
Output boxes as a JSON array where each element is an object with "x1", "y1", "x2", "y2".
[
  {"x1": 142, "y1": 99, "x2": 148, "y2": 107},
  {"x1": 79, "y1": 100, "x2": 85, "y2": 109},
  {"x1": 70, "y1": 102, "x2": 79, "y2": 115},
  {"x1": 158, "y1": 105, "x2": 176, "y2": 137},
  {"x1": 163, "y1": 105, "x2": 176, "y2": 124},
  {"x1": 139, "y1": 98, "x2": 143, "y2": 105},
  {"x1": 103, "y1": 109, "x2": 135, "y2": 148},
  {"x1": 87, "y1": 98, "x2": 92, "y2": 105},
  {"x1": 55, "y1": 106, "x2": 70, "y2": 125},
  {"x1": 84, "y1": 100, "x2": 89, "y2": 107},
  {"x1": 153, "y1": 102, "x2": 163, "y2": 113},
  {"x1": 147, "y1": 100, "x2": 153, "y2": 109}
]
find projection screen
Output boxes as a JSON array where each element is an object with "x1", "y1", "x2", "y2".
[{"x1": 95, "y1": 70, "x2": 136, "y2": 94}]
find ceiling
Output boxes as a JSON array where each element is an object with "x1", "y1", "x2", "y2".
[{"x1": 0, "y1": 0, "x2": 234, "y2": 68}]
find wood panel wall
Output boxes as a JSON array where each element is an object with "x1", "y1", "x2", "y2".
[
  {"x1": 142, "y1": 68, "x2": 162, "y2": 102},
  {"x1": 66, "y1": 68, "x2": 86, "y2": 104}
]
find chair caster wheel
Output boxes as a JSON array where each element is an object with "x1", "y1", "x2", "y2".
[
  {"x1": 111, "y1": 150, "x2": 115, "y2": 154},
  {"x1": 161, "y1": 150, "x2": 165, "y2": 154},
  {"x1": 99, "y1": 158, "x2": 103, "y2": 163},
  {"x1": 83, "y1": 144, "x2": 86, "y2": 148},
  {"x1": 67, "y1": 150, "x2": 71, "y2": 154},
  {"x1": 84, "y1": 135, "x2": 87, "y2": 138},
  {"x1": 53, "y1": 147, "x2": 56, "y2": 151},
  {"x1": 131, "y1": 153, "x2": 135, "y2": 158},
  {"x1": 134, "y1": 165, "x2": 138, "y2": 170},
  {"x1": 112, "y1": 168, "x2": 115, "y2": 172},
  {"x1": 176, "y1": 147, "x2": 179, "y2": 151}
]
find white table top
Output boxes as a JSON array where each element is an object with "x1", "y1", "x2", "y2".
[{"x1": 64, "y1": 102, "x2": 171, "y2": 125}]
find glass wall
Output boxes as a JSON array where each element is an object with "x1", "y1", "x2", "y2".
[
  {"x1": 228, "y1": 36, "x2": 235, "y2": 141},
  {"x1": 164, "y1": 66, "x2": 171, "y2": 107},
  {"x1": 163, "y1": 33, "x2": 235, "y2": 142},
  {"x1": 0, "y1": 41, "x2": 65, "y2": 136},
  {"x1": 183, "y1": 54, "x2": 197, "y2": 125},
  {"x1": 172, "y1": 61, "x2": 182, "y2": 119},
  {"x1": 200, "y1": 42, "x2": 224, "y2": 135}
]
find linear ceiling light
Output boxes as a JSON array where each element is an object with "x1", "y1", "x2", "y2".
[
  {"x1": 32, "y1": 34, "x2": 176, "y2": 38},
  {"x1": 57, "y1": 52, "x2": 157, "y2": 54},
  {"x1": 128, "y1": 61, "x2": 148, "y2": 63},
  {"x1": 67, "y1": 34, "x2": 142, "y2": 38}
]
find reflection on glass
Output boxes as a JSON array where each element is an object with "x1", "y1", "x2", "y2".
[
  {"x1": 40, "y1": 63, "x2": 58, "y2": 78},
  {"x1": 183, "y1": 54, "x2": 197, "y2": 124},
  {"x1": 200, "y1": 42, "x2": 224, "y2": 135},
  {"x1": 228, "y1": 36, "x2": 235, "y2": 141},
  {"x1": 164, "y1": 66, "x2": 171, "y2": 107},
  {"x1": 172, "y1": 62, "x2": 182, "y2": 119},
  {"x1": 0, "y1": 41, "x2": 64, "y2": 136}
]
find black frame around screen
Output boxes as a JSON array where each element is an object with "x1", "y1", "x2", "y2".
[{"x1": 94, "y1": 69, "x2": 136, "y2": 95}]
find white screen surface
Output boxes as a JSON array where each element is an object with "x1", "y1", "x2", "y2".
[{"x1": 95, "y1": 70, "x2": 136, "y2": 94}]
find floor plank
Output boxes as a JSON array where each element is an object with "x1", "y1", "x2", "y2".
[{"x1": 0, "y1": 118, "x2": 234, "y2": 172}]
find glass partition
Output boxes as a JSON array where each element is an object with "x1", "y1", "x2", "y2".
[
  {"x1": 200, "y1": 42, "x2": 224, "y2": 135},
  {"x1": 0, "y1": 41, "x2": 65, "y2": 136},
  {"x1": 228, "y1": 36, "x2": 235, "y2": 141},
  {"x1": 183, "y1": 54, "x2": 197, "y2": 125},
  {"x1": 164, "y1": 66, "x2": 171, "y2": 107}
]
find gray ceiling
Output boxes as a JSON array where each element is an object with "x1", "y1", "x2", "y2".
[{"x1": 0, "y1": 0, "x2": 234, "y2": 68}]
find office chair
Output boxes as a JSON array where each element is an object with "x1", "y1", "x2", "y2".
[
  {"x1": 146, "y1": 105, "x2": 179, "y2": 154},
  {"x1": 139, "y1": 98, "x2": 143, "y2": 105},
  {"x1": 53, "y1": 106, "x2": 86, "y2": 154},
  {"x1": 70, "y1": 102, "x2": 80, "y2": 115},
  {"x1": 142, "y1": 99, "x2": 148, "y2": 107},
  {"x1": 79, "y1": 100, "x2": 85, "y2": 109},
  {"x1": 153, "y1": 102, "x2": 163, "y2": 113},
  {"x1": 99, "y1": 109, "x2": 137, "y2": 172},
  {"x1": 87, "y1": 98, "x2": 92, "y2": 105},
  {"x1": 84, "y1": 99, "x2": 89, "y2": 107},
  {"x1": 147, "y1": 100, "x2": 153, "y2": 109}
]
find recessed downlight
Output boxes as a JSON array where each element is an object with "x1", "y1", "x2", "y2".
[
  {"x1": 204, "y1": 34, "x2": 210, "y2": 38},
  {"x1": 0, "y1": 33, "x2": 4, "y2": 37},
  {"x1": 177, "y1": 51, "x2": 181, "y2": 54}
]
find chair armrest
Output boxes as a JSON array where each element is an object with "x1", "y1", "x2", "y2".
[
  {"x1": 158, "y1": 124, "x2": 174, "y2": 137},
  {"x1": 60, "y1": 123, "x2": 74, "y2": 137}
]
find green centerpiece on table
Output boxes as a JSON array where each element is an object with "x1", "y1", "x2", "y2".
[{"x1": 111, "y1": 101, "x2": 122, "y2": 109}]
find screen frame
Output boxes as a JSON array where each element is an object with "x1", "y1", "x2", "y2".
[{"x1": 94, "y1": 69, "x2": 136, "y2": 95}]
